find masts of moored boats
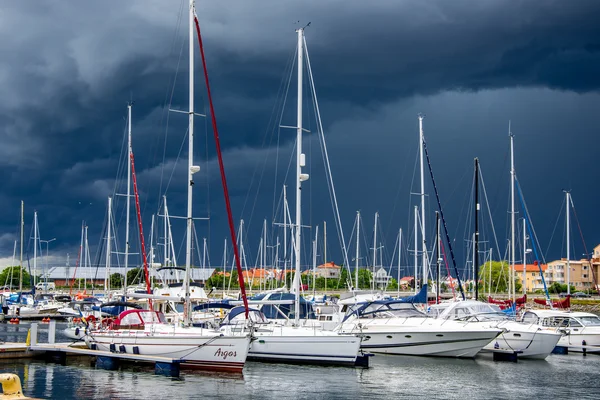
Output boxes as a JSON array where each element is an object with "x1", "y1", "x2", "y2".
[
  {"x1": 418, "y1": 115, "x2": 427, "y2": 294},
  {"x1": 123, "y1": 103, "x2": 132, "y2": 300},
  {"x1": 105, "y1": 197, "x2": 112, "y2": 292},
  {"x1": 413, "y1": 205, "x2": 418, "y2": 294},
  {"x1": 355, "y1": 211, "x2": 360, "y2": 290},
  {"x1": 19, "y1": 200, "x2": 24, "y2": 294},
  {"x1": 435, "y1": 212, "x2": 441, "y2": 304},
  {"x1": 474, "y1": 157, "x2": 479, "y2": 300},
  {"x1": 372, "y1": 212, "x2": 378, "y2": 292},
  {"x1": 509, "y1": 121, "x2": 516, "y2": 304},
  {"x1": 564, "y1": 189, "x2": 571, "y2": 296},
  {"x1": 293, "y1": 26, "x2": 307, "y2": 326}
]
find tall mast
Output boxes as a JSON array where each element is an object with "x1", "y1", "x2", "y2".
[
  {"x1": 283, "y1": 185, "x2": 287, "y2": 287},
  {"x1": 294, "y1": 27, "x2": 307, "y2": 326},
  {"x1": 33, "y1": 211, "x2": 38, "y2": 288},
  {"x1": 510, "y1": 122, "x2": 515, "y2": 303},
  {"x1": 202, "y1": 237, "x2": 207, "y2": 269},
  {"x1": 84, "y1": 224, "x2": 89, "y2": 289},
  {"x1": 355, "y1": 211, "x2": 360, "y2": 289},
  {"x1": 398, "y1": 227, "x2": 403, "y2": 298},
  {"x1": 523, "y1": 218, "x2": 527, "y2": 295},
  {"x1": 183, "y1": 0, "x2": 199, "y2": 325},
  {"x1": 372, "y1": 212, "x2": 378, "y2": 292},
  {"x1": 105, "y1": 197, "x2": 112, "y2": 292},
  {"x1": 436, "y1": 212, "x2": 441, "y2": 304},
  {"x1": 163, "y1": 196, "x2": 168, "y2": 268},
  {"x1": 324, "y1": 221, "x2": 327, "y2": 291},
  {"x1": 123, "y1": 104, "x2": 132, "y2": 299},
  {"x1": 418, "y1": 115, "x2": 427, "y2": 293},
  {"x1": 312, "y1": 226, "x2": 319, "y2": 296},
  {"x1": 565, "y1": 190, "x2": 571, "y2": 296},
  {"x1": 474, "y1": 158, "x2": 479, "y2": 300},
  {"x1": 19, "y1": 200, "x2": 24, "y2": 294},
  {"x1": 414, "y1": 205, "x2": 418, "y2": 293},
  {"x1": 263, "y1": 219, "x2": 267, "y2": 272}
]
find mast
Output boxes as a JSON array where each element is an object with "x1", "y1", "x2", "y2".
[
  {"x1": 488, "y1": 248, "x2": 492, "y2": 298},
  {"x1": 312, "y1": 226, "x2": 319, "y2": 296},
  {"x1": 19, "y1": 200, "x2": 23, "y2": 294},
  {"x1": 565, "y1": 190, "x2": 571, "y2": 296},
  {"x1": 418, "y1": 115, "x2": 427, "y2": 294},
  {"x1": 414, "y1": 205, "x2": 418, "y2": 293},
  {"x1": 474, "y1": 158, "x2": 479, "y2": 300},
  {"x1": 523, "y1": 218, "x2": 527, "y2": 295},
  {"x1": 105, "y1": 197, "x2": 112, "y2": 292},
  {"x1": 124, "y1": 103, "x2": 132, "y2": 299},
  {"x1": 372, "y1": 212, "x2": 378, "y2": 292},
  {"x1": 510, "y1": 122, "x2": 515, "y2": 303},
  {"x1": 398, "y1": 227, "x2": 403, "y2": 298},
  {"x1": 324, "y1": 221, "x2": 327, "y2": 292},
  {"x1": 436, "y1": 212, "x2": 441, "y2": 304},
  {"x1": 294, "y1": 26, "x2": 308, "y2": 326},
  {"x1": 202, "y1": 237, "x2": 207, "y2": 269},
  {"x1": 183, "y1": 0, "x2": 199, "y2": 326},
  {"x1": 283, "y1": 185, "x2": 287, "y2": 288},
  {"x1": 84, "y1": 225, "x2": 89, "y2": 290},
  {"x1": 163, "y1": 196, "x2": 168, "y2": 268},
  {"x1": 355, "y1": 211, "x2": 360, "y2": 290},
  {"x1": 33, "y1": 211, "x2": 38, "y2": 288},
  {"x1": 263, "y1": 219, "x2": 267, "y2": 274}
]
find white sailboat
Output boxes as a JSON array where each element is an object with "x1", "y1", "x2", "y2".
[
  {"x1": 336, "y1": 117, "x2": 501, "y2": 358},
  {"x1": 85, "y1": 0, "x2": 251, "y2": 373},
  {"x1": 241, "y1": 27, "x2": 363, "y2": 367}
]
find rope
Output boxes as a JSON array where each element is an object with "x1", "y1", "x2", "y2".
[
  {"x1": 194, "y1": 13, "x2": 249, "y2": 317},
  {"x1": 422, "y1": 138, "x2": 465, "y2": 299}
]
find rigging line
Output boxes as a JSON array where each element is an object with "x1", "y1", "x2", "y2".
[
  {"x1": 543, "y1": 197, "x2": 565, "y2": 262},
  {"x1": 158, "y1": 0, "x2": 187, "y2": 204},
  {"x1": 516, "y1": 182, "x2": 551, "y2": 304},
  {"x1": 239, "y1": 45, "x2": 296, "y2": 221},
  {"x1": 194, "y1": 13, "x2": 249, "y2": 316},
  {"x1": 515, "y1": 178, "x2": 546, "y2": 264},
  {"x1": 163, "y1": 126, "x2": 189, "y2": 196},
  {"x1": 304, "y1": 37, "x2": 351, "y2": 282},
  {"x1": 271, "y1": 49, "x2": 298, "y2": 225},
  {"x1": 422, "y1": 137, "x2": 465, "y2": 299},
  {"x1": 478, "y1": 165, "x2": 502, "y2": 262},
  {"x1": 570, "y1": 195, "x2": 598, "y2": 289}
]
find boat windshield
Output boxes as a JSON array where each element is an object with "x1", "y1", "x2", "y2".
[
  {"x1": 348, "y1": 302, "x2": 426, "y2": 319},
  {"x1": 579, "y1": 316, "x2": 600, "y2": 326}
]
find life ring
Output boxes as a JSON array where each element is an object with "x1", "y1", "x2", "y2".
[{"x1": 86, "y1": 315, "x2": 97, "y2": 323}]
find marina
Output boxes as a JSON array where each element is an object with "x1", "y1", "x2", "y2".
[{"x1": 2, "y1": 0, "x2": 600, "y2": 399}]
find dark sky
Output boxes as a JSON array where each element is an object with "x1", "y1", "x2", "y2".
[{"x1": 1, "y1": 0, "x2": 600, "y2": 281}]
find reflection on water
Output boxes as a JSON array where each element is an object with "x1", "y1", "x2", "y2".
[{"x1": 1, "y1": 323, "x2": 599, "y2": 399}]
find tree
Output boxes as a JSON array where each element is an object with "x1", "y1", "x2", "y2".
[
  {"x1": 548, "y1": 282, "x2": 575, "y2": 295},
  {"x1": 0, "y1": 266, "x2": 31, "y2": 288},
  {"x1": 110, "y1": 273, "x2": 124, "y2": 288},
  {"x1": 478, "y1": 261, "x2": 522, "y2": 293},
  {"x1": 356, "y1": 268, "x2": 372, "y2": 289},
  {"x1": 127, "y1": 268, "x2": 144, "y2": 286},
  {"x1": 387, "y1": 278, "x2": 398, "y2": 290}
]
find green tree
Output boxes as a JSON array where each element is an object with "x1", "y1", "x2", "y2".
[
  {"x1": 479, "y1": 261, "x2": 522, "y2": 293},
  {"x1": 548, "y1": 282, "x2": 575, "y2": 295},
  {"x1": 127, "y1": 268, "x2": 144, "y2": 286},
  {"x1": 110, "y1": 273, "x2": 124, "y2": 288},
  {"x1": 387, "y1": 278, "x2": 398, "y2": 290},
  {"x1": 0, "y1": 266, "x2": 32, "y2": 288},
  {"x1": 357, "y1": 268, "x2": 372, "y2": 289}
]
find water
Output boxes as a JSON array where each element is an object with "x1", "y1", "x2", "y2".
[{"x1": 1, "y1": 322, "x2": 599, "y2": 399}]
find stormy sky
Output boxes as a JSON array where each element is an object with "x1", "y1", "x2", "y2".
[{"x1": 1, "y1": 0, "x2": 600, "y2": 282}]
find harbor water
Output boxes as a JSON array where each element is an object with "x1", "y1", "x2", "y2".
[{"x1": 1, "y1": 322, "x2": 599, "y2": 399}]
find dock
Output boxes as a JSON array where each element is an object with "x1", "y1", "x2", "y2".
[{"x1": 1, "y1": 321, "x2": 183, "y2": 377}]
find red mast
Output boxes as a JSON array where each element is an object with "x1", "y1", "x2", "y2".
[{"x1": 130, "y1": 150, "x2": 153, "y2": 309}]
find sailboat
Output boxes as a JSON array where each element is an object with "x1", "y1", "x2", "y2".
[
  {"x1": 234, "y1": 26, "x2": 364, "y2": 367},
  {"x1": 85, "y1": 1, "x2": 251, "y2": 373}
]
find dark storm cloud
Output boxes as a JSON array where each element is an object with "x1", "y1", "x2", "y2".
[{"x1": 1, "y1": 0, "x2": 599, "y2": 272}]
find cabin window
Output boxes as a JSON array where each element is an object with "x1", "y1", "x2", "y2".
[
  {"x1": 120, "y1": 313, "x2": 143, "y2": 326},
  {"x1": 521, "y1": 313, "x2": 538, "y2": 324}
]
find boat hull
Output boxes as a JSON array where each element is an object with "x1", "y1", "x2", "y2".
[
  {"x1": 86, "y1": 329, "x2": 251, "y2": 373},
  {"x1": 558, "y1": 330, "x2": 600, "y2": 353},
  {"x1": 247, "y1": 326, "x2": 361, "y2": 366},
  {"x1": 482, "y1": 329, "x2": 562, "y2": 359},
  {"x1": 339, "y1": 318, "x2": 501, "y2": 358}
]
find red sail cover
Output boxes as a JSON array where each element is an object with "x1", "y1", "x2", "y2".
[{"x1": 533, "y1": 295, "x2": 570, "y2": 309}]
